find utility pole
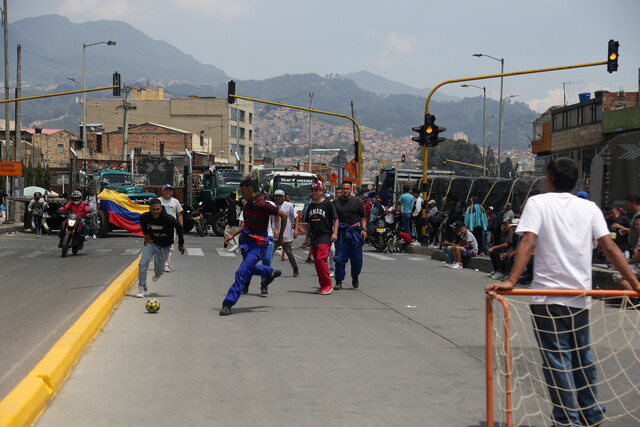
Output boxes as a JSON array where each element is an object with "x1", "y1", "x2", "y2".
[
  {"x1": 2, "y1": 0, "x2": 11, "y2": 222},
  {"x1": 15, "y1": 43, "x2": 22, "y2": 200},
  {"x1": 116, "y1": 86, "x2": 136, "y2": 163},
  {"x1": 307, "y1": 92, "x2": 313, "y2": 172},
  {"x1": 350, "y1": 101, "x2": 357, "y2": 182}
]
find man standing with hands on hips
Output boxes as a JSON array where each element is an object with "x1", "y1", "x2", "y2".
[
  {"x1": 485, "y1": 158, "x2": 640, "y2": 427},
  {"x1": 305, "y1": 182, "x2": 338, "y2": 294},
  {"x1": 333, "y1": 180, "x2": 367, "y2": 290}
]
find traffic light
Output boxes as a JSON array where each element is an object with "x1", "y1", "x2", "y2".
[
  {"x1": 607, "y1": 39, "x2": 619, "y2": 73},
  {"x1": 402, "y1": 154, "x2": 406, "y2": 163},
  {"x1": 228, "y1": 80, "x2": 236, "y2": 104},
  {"x1": 425, "y1": 114, "x2": 446, "y2": 147},
  {"x1": 443, "y1": 159, "x2": 447, "y2": 166},
  {"x1": 112, "y1": 72, "x2": 121, "y2": 96},
  {"x1": 411, "y1": 124, "x2": 426, "y2": 146}
]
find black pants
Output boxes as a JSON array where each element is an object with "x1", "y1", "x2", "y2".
[
  {"x1": 490, "y1": 249, "x2": 507, "y2": 272},
  {"x1": 472, "y1": 226, "x2": 484, "y2": 253}
]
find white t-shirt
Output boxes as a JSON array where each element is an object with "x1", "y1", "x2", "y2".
[
  {"x1": 461, "y1": 229, "x2": 478, "y2": 251},
  {"x1": 273, "y1": 201, "x2": 296, "y2": 242},
  {"x1": 160, "y1": 197, "x2": 183, "y2": 220},
  {"x1": 516, "y1": 192, "x2": 609, "y2": 309}
]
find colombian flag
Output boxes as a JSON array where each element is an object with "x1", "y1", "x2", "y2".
[{"x1": 98, "y1": 189, "x2": 151, "y2": 236}]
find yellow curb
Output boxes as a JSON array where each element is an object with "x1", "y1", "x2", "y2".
[{"x1": 0, "y1": 255, "x2": 141, "y2": 427}]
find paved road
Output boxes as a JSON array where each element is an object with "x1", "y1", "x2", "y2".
[{"x1": 0, "y1": 231, "x2": 143, "y2": 399}]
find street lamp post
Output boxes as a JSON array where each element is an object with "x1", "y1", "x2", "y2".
[
  {"x1": 82, "y1": 40, "x2": 116, "y2": 175},
  {"x1": 473, "y1": 53, "x2": 503, "y2": 177},
  {"x1": 461, "y1": 84, "x2": 487, "y2": 177}
]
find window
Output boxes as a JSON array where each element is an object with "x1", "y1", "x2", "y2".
[
  {"x1": 249, "y1": 129, "x2": 253, "y2": 141},
  {"x1": 58, "y1": 144, "x2": 63, "y2": 154},
  {"x1": 96, "y1": 134, "x2": 103, "y2": 153},
  {"x1": 249, "y1": 147, "x2": 253, "y2": 163},
  {"x1": 230, "y1": 144, "x2": 236, "y2": 155},
  {"x1": 230, "y1": 125, "x2": 237, "y2": 139},
  {"x1": 230, "y1": 108, "x2": 237, "y2": 121},
  {"x1": 239, "y1": 145, "x2": 245, "y2": 157},
  {"x1": 239, "y1": 127, "x2": 245, "y2": 139},
  {"x1": 249, "y1": 113, "x2": 253, "y2": 124},
  {"x1": 238, "y1": 110, "x2": 245, "y2": 122}
]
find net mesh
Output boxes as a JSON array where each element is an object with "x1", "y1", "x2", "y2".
[{"x1": 491, "y1": 294, "x2": 640, "y2": 426}]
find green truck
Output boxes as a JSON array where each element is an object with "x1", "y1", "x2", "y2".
[{"x1": 193, "y1": 166, "x2": 244, "y2": 236}]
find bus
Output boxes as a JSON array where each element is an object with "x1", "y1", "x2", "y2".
[{"x1": 265, "y1": 171, "x2": 318, "y2": 213}]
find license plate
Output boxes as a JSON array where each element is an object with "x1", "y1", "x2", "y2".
[
  {"x1": 376, "y1": 228, "x2": 386, "y2": 232},
  {"x1": 193, "y1": 215, "x2": 201, "y2": 220}
]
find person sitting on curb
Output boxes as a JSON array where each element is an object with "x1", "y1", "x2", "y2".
[
  {"x1": 450, "y1": 224, "x2": 478, "y2": 270},
  {"x1": 441, "y1": 222, "x2": 462, "y2": 267},
  {"x1": 487, "y1": 219, "x2": 517, "y2": 280}
]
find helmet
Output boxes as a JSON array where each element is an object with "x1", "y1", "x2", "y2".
[{"x1": 71, "y1": 190, "x2": 82, "y2": 205}]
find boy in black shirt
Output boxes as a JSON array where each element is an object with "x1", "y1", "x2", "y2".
[
  {"x1": 137, "y1": 198, "x2": 185, "y2": 297},
  {"x1": 305, "y1": 183, "x2": 338, "y2": 294}
]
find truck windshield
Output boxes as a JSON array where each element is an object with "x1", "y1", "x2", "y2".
[
  {"x1": 217, "y1": 173, "x2": 244, "y2": 186},
  {"x1": 273, "y1": 176, "x2": 317, "y2": 203},
  {"x1": 102, "y1": 173, "x2": 132, "y2": 185}
]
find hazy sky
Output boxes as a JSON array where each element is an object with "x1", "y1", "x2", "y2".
[{"x1": 10, "y1": 0, "x2": 640, "y2": 112}]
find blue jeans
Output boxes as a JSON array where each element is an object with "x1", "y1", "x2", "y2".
[
  {"x1": 247, "y1": 237, "x2": 273, "y2": 287},
  {"x1": 33, "y1": 215, "x2": 42, "y2": 235},
  {"x1": 483, "y1": 230, "x2": 492, "y2": 253},
  {"x1": 442, "y1": 246, "x2": 454, "y2": 264},
  {"x1": 138, "y1": 242, "x2": 171, "y2": 291},
  {"x1": 530, "y1": 304, "x2": 605, "y2": 426},
  {"x1": 401, "y1": 213, "x2": 412, "y2": 236},
  {"x1": 334, "y1": 229, "x2": 363, "y2": 282}
]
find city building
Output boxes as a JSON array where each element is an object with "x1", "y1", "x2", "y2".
[{"x1": 86, "y1": 90, "x2": 255, "y2": 174}]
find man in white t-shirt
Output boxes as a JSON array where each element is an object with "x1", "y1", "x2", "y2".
[
  {"x1": 272, "y1": 189, "x2": 299, "y2": 277},
  {"x1": 486, "y1": 158, "x2": 640, "y2": 427},
  {"x1": 449, "y1": 223, "x2": 478, "y2": 269},
  {"x1": 160, "y1": 184, "x2": 183, "y2": 272}
]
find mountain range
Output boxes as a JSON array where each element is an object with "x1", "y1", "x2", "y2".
[{"x1": 1, "y1": 14, "x2": 538, "y2": 150}]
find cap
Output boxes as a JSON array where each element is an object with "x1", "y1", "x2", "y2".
[
  {"x1": 429, "y1": 199, "x2": 436, "y2": 204},
  {"x1": 274, "y1": 189, "x2": 285, "y2": 196},
  {"x1": 576, "y1": 191, "x2": 589, "y2": 199},
  {"x1": 163, "y1": 184, "x2": 173, "y2": 190},
  {"x1": 488, "y1": 206, "x2": 494, "y2": 210},
  {"x1": 450, "y1": 221, "x2": 461, "y2": 229},
  {"x1": 310, "y1": 182, "x2": 324, "y2": 191},
  {"x1": 510, "y1": 218, "x2": 520, "y2": 227},
  {"x1": 507, "y1": 202, "x2": 512, "y2": 207}
]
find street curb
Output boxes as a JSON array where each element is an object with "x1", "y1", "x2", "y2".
[{"x1": 0, "y1": 255, "x2": 141, "y2": 427}]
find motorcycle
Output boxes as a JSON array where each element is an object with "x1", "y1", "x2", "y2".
[
  {"x1": 60, "y1": 213, "x2": 86, "y2": 257},
  {"x1": 369, "y1": 216, "x2": 390, "y2": 253},
  {"x1": 193, "y1": 202, "x2": 208, "y2": 237}
]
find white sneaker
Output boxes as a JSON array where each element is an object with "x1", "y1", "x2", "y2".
[
  {"x1": 329, "y1": 270, "x2": 335, "y2": 277},
  {"x1": 136, "y1": 286, "x2": 146, "y2": 298},
  {"x1": 487, "y1": 271, "x2": 497, "y2": 277},
  {"x1": 451, "y1": 263, "x2": 463, "y2": 269},
  {"x1": 447, "y1": 263, "x2": 457, "y2": 268},
  {"x1": 227, "y1": 245, "x2": 238, "y2": 252},
  {"x1": 152, "y1": 274, "x2": 160, "y2": 282},
  {"x1": 164, "y1": 266, "x2": 171, "y2": 273},
  {"x1": 92, "y1": 235, "x2": 97, "y2": 240}
]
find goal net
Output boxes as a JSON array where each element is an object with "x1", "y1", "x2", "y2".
[{"x1": 486, "y1": 289, "x2": 640, "y2": 427}]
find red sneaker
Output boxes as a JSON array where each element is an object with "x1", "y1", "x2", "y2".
[
  {"x1": 315, "y1": 287, "x2": 323, "y2": 294},
  {"x1": 319, "y1": 285, "x2": 333, "y2": 295}
]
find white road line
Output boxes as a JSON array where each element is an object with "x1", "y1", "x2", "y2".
[
  {"x1": 216, "y1": 248, "x2": 237, "y2": 257},
  {"x1": 364, "y1": 252, "x2": 395, "y2": 261},
  {"x1": 21, "y1": 251, "x2": 48, "y2": 259},
  {"x1": 187, "y1": 247, "x2": 205, "y2": 256},
  {"x1": 276, "y1": 248, "x2": 305, "y2": 260},
  {"x1": 407, "y1": 257, "x2": 425, "y2": 261}
]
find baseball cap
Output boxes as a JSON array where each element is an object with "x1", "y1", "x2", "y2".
[
  {"x1": 507, "y1": 202, "x2": 512, "y2": 207},
  {"x1": 450, "y1": 221, "x2": 461, "y2": 229},
  {"x1": 576, "y1": 191, "x2": 589, "y2": 199},
  {"x1": 310, "y1": 182, "x2": 324, "y2": 191},
  {"x1": 163, "y1": 184, "x2": 173, "y2": 190},
  {"x1": 429, "y1": 199, "x2": 436, "y2": 204},
  {"x1": 510, "y1": 218, "x2": 520, "y2": 227},
  {"x1": 274, "y1": 189, "x2": 285, "y2": 196},
  {"x1": 488, "y1": 206, "x2": 494, "y2": 210}
]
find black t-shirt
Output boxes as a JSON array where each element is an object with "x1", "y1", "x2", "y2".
[
  {"x1": 140, "y1": 211, "x2": 185, "y2": 248},
  {"x1": 607, "y1": 215, "x2": 631, "y2": 251},
  {"x1": 333, "y1": 196, "x2": 365, "y2": 225},
  {"x1": 305, "y1": 199, "x2": 338, "y2": 246}
]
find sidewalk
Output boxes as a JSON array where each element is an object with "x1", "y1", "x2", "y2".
[
  {"x1": 32, "y1": 239, "x2": 490, "y2": 426},
  {"x1": 0, "y1": 220, "x2": 23, "y2": 235}
]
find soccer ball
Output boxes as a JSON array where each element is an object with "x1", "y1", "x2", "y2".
[{"x1": 145, "y1": 298, "x2": 160, "y2": 313}]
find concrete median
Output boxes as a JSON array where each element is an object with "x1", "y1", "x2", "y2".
[{"x1": 0, "y1": 255, "x2": 141, "y2": 427}]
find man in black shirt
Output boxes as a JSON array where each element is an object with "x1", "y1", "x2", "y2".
[
  {"x1": 137, "y1": 198, "x2": 185, "y2": 298},
  {"x1": 332, "y1": 180, "x2": 367, "y2": 290},
  {"x1": 605, "y1": 204, "x2": 631, "y2": 257},
  {"x1": 305, "y1": 183, "x2": 338, "y2": 294}
]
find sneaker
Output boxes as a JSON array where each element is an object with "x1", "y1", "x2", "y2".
[
  {"x1": 487, "y1": 271, "x2": 498, "y2": 277},
  {"x1": 227, "y1": 245, "x2": 238, "y2": 252},
  {"x1": 92, "y1": 235, "x2": 97, "y2": 240},
  {"x1": 242, "y1": 284, "x2": 250, "y2": 294},
  {"x1": 451, "y1": 263, "x2": 463, "y2": 270},
  {"x1": 36, "y1": 234, "x2": 39, "y2": 238},
  {"x1": 500, "y1": 274, "x2": 510, "y2": 281},
  {"x1": 152, "y1": 274, "x2": 160, "y2": 282},
  {"x1": 447, "y1": 263, "x2": 457, "y2": 268},
  {"x1": 351, "y1": 276, "x2": 359, "y2": 288},
  {"x1": 315, "y1": 287, "x2": 324, "y2": 294},
  {"x1": 262, "y1": 270, "x2": 282, "y2": 288},
  {"x1": 319, "y1": 285, "x2": 333, "y2": 295},
  {"x1": 334, "y1": 280, "x2": 342, "y2": 290},
  {"x1": 489, "y1": 272, "x2": 502, "y2": 280},
  {"x1": 605, "y1": 297, "x2": 623, "y2": 307},
  {"x1": 293, "y1": 268, "x2": 299, "y2": 277},
  {"x1": 219, "y1": 303, "x2": 232, "y2": 316},
  {"x1": 329, "y1": 269, "x2": 335, "y2": 277},
  {"x1": 164, "y1": 266, "x2": 171, "y2": 273},
  {"x1": 305, "y1": 258, "x2": 313, "y2": 264},
  {"x1": 136, "y1": 286, "x2": 146, "y2": 298}
]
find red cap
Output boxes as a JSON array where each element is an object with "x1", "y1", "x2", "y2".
[{"x1": 311, "y1": 182, "x2": 324, "y2": 191}]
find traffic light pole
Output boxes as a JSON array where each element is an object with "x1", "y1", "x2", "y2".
[
  {"x1": 229, "y1": 93, "x2": 363, "y2": 189},
  {"x1": 420, "y1": 59, "x2": 608, "y2": 240},
  {"x1": 443, "y1": 158, "x2": 490, "y2": 176},
  {"x1": 0, "y1": 85, "x2": 119, "y2": 104}
]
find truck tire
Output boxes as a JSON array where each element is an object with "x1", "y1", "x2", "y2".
[
  {"x1": 97, "y1": 210, "x2": 110, "y2": 238},
  {"x1": 212, "y1": 211, "x2": 226, "y2": 237}
]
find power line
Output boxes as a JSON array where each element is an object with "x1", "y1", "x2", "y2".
[{"x1": 21, "y1": 48, "x2": 111, "y2": 80}]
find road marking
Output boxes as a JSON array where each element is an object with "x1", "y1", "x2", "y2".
[
  {"x1": 216, "y1": 248, "x2": 236, "y2": 257},
  {"x1": 21, "y1": 251, "x2": 48, "y2": 259},
  {"x1": 187, "y1": 247, "x2": 205, "y2": 256},
  {"x1": 364, "y1": 252, "x2": 395, "y2": 261},
  {"x1": 0, "y1": 251, "x2": 18, "y2": 258},
  {"x1": 122, "y1": 248, "x2": 140, "y2": 255},
  {"x1": 275, "y1": 248, "x2": 304, "y2": 260},
  {"x1": 407, "y1": 257, "x2": 425, "y2": 261},
  {"x1": 90, "y1": 249, "x2": 112, "y2": 256}
]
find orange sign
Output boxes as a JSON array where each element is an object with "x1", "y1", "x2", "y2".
[
  {"x1": 344, "y1": 159, "x2": 357, "y2": 177},
  {"x1": 329, "y1": 172, "x2": 338, "y2": 182},
  {"x1": 343, "y1": 176, "x2": 357, "y2": 184},
  {"x1": 329, "y1": 181, "x2": 338, "y2": 187},
  {"x1": 0, "y1": 161, "x2": 22, "y2": 176},
  {"x1": 316, "y1": 174, "x2": 325, "y2": 183}
]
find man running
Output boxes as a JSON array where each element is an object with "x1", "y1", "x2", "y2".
[
  {"x1": 221, "y1": 178, "x2": 287, "y2": 316},
  {"x1": 333, "y1": 180, "x2": 367, "y2": 290},
  {"x1": 138, "y1": 198, "x2": 185, "y2": 298}
]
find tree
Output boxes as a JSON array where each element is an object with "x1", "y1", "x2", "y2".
[
  {"x1": 485, "y1": 147, "x2": 497, "y2": 177},
  {"x1": 500, "y1": 157, "x2": 516, "y2": 179},
  {"x1": 35, "y1": 164, "x2": 44, "y2": 187},
  {"x1": 43, "y1": 166, "x2": 52, "y2": 190}
]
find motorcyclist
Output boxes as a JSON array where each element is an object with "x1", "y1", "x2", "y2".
[{"x1": 58, "y1": 190, "x2": 90, "y2": 248}]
